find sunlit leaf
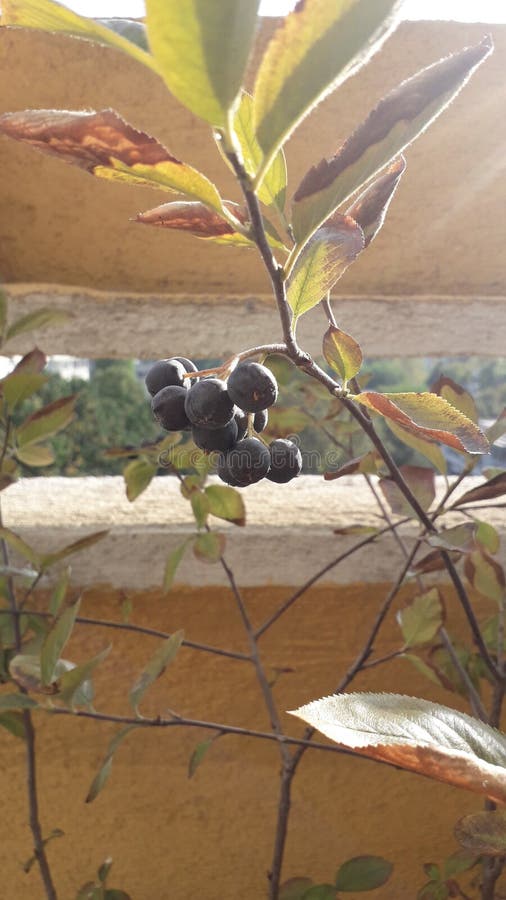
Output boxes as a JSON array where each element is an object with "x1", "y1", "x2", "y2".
[
  {"x1": 324, "y1": 450, "x2": 381, "y2": 481},
  {"x1": 355, "y1": 392, "x2": 488, "y2": 455},
  {"x1": 426, "y1": 523, "x2": 476, "y2": 553},
  {"x1": 204, "y1": 485, "x2": 246, "y2": 527},
  {"x1": 455, "y1": 811, "x2": 506, "y2": 856},
  {"x1": 346, "y1": 157, "x2": 406, "y2": 247},
  {"x1": 452, "y1": 472, "x2": 506, "y2": 509},
  {"x1": 287, "y1": 213, "x2": 364, "y2": 325},
  {"x1": 292, "y1": 37, "x2": 493, "y2": 245},
  {"x1": 397, "y1": 589, "x2": 444, "y2": 648},
  {"x1": 290, "y1": 692, "x2": 506, "y2": 802},
  {"x1": 145, "y1": 0, "x2": 260, "y2": 127},
  {"x1": 163, "y1": 540, "x2": 190, "y2": 593},
  {"x1": 40, "y1": 530, "x2": 108, "y2": 570},
  {"x1": 193, "y1": 532, "x2": 225, "y2": 564},
  {"x1": 1, "y1": 0, "x2": 158, "y2": 70},
  {"x1": 86, "y1": 725, "x2": 139, "y2": 803},
  {"x1": 265, "y1": 406, "x2": 310, "y2": 437},
  {"x1": 123, "y1": 457, "x2": 157, "y2": 502},
  {"x1": 252, "y1": 0, "x2": 399, "y2": 165},
  {"x1": 323, "y1": 324, "x2": 362, "y2": 385},
  {"x1": 2, "y1": 372, "x2": 47, "y2": 410},
  {"x1": 16, "y1": 394, "x2": 75, "y2": 447},
  {"x1": 333, "y1": 525, "x2": 379, "y2": 536},
  {"x1": 15, "y1": 444, "x2": 54, "y2": 467},
  {"x1": 191, "y1": 491, "x2": 210, "y2": 529},
  {"x1": 9, "y1": 654, "x2": 51, "y2": 693},
  {"x1": 464, "y1": 550, "x2": 506, "y2": 605},
  {"x1": 475, "y1": 520, "x2": 500, "y2": 555},
  {"x1": 379, "y1": 465, "x2": 435, "y2": 517},
  {"x1": 135, "y1": 200, "x2": 250, "y2": 245},
  {"x1": 129, "y1": 630, "x2": 184, "y2": 714},
  {"x1": 431, "y1": 375, "x2": 478, "y2": 424},
  {"x1": 5, "y1": 308, "x2": 69, "y2": 342},
  {"x1": 335, "y1": 856, "x2": 393, "y2": 891},
  {"x1": 384, "y1": 418, "x2": 447, "y2": 475},
  {"x1": 58, "y1": 645, "x2": 111, "y2": 706},
  {"x1": 40, "y1": 598, "x2": 81, "y2": 686},
  {"x1": 0, "y1": 109, "x2": 226, "y2": 213},
  {"x1": 230, "y1": 92, "x2": 287, "y2": 211}
]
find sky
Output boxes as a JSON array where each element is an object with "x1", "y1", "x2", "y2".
[{"x1": 55, "y1": 0, "x2": 506, "y2": 23}]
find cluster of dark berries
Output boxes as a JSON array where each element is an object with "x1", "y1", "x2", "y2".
[{"x1": 145, "y1": 357, "x2": 302, "y2": 487}]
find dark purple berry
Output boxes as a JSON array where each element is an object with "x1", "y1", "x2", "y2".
[
  {"x1": 234, "y1": 408, "x2": 248, "y2": 441},
  {"x1": 151, "y1": 385, "x2": 190, "y2": 431},
  {"x1": 145, "y1": 358, "x2": 187, "y2": 396},
  {"x1": 266, "y1": 439, "x2": 302, "y2": 483},
  {"x1": 192, "y1": 419, "x2": 238, "y2": 453},
  {"x1": 254, "y1": 409, "x2": 268, "y2": 433},
  {"x1": 185, "y1": 377, "x2": 234, "y2": 429},
  {"x1": 227, "y1": 362, "x2": 278, "y2": 413},
  {"x1": 174, "y1": 357, "x2": 199, "y2": 375},
  {"x1": 222, "y1": 437, "x2": 271, "y2": 487}
]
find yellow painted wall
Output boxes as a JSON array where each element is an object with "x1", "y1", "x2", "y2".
[{"x1": 0, "y1": 582, "x2": 500, "y2": 898}]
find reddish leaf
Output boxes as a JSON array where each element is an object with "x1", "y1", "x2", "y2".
[
  {"x1": 346, "y1": 156, "x2": 406, "y2": 248},
  {"x1": 0, "y1": 108, "x2": 225, "y2": 212},
  {"x1": 322, "y1": 324, "x2": 363, "y2": 384},
  {"x1": 324, "y1": 450, "x2": 380, "y2": 480},
  {"x1": 411, "y1": 549, "x2": 461, "y2": 576},
  {"x1": 290, "y1": 692, "x2": 506, "y2": 804},
  {"x1": 431, "y1": 375, "x2": 478, "y2": 424},
  {"x1": 355, "y1": 392, "x2": 488, "y2": 454},
  {"x1": 135, "y1": 200, "x2": 248, "y2": 241},
  {"x1": 452, "y1": 473, "x2": 506, "y2": 509},
  {"x1": 10, "y1": 348, "x2": 46, "y2": 375},
  {"x1": 379, "y1": 465, "x2": 435, "y2": 517}
]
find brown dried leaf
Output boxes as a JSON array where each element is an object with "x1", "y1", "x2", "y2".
[
  {"x1": 0, "y1": 108, "x2": 225, "y2": 212},
  {"x1": 290, "y1": 692, "x2": 506, "y2": 804},
  {"x1": 355, "y1": 392, "x2": 488, "y2": 455},
  {"x1": 346, "y1": 156, "x2": 406, "y2": 247},
  {"x1": 411, "y1": 549, "x2": 461, "y2": 576},
  {"x1": 452, "y1": 473, "x2": 506, "y2": 509},
  {"x1": 324, "y1": 450, "x2": 381, "y2": 480},
  {"x1": 135, "y1": 200, "x2": 249, "y2": 244}
]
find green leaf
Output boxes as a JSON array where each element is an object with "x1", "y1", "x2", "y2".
[
  {"x1": 123, "y1": 458, "x2": 157, "y2": 502},
  {"x1": 279, "y1": 879, "x2": 313, "y2": 900},
  {"x1": 0, "y1": 692, "x2": 37, "y2": 710},
  {"x1": 325, "y1": 451, "x2": 381, "y2": 481},
  {"x1": 0, "y1": 109, "x2": 226, "y2": 214},
  {"x1": 0, "y1": 528, "x2": 40, "y2": 567},
  {"x1": 379, "y1": 465, "x2": 435, "y2": 517},
  {"x1": 486, "y1": 408, "x2": 506, "y2": 446},
  {"x1": 204, "y1": 485, "x2": 246, "y2": 527},
  {"x1": 402, "y1": 653, "x2": 444, "y2": 688},
  {"x1": 426, "y1": 523, "x2": 476, "y2": 552},
  {"x1": 193, "y1": 532, "x2": 225, "y2": 564},
  {"x1": 105, "y1": 892, "x2": 132, "y2": 900},
  {"x1": 1, "y1": 0, "x2": 158, "y2": 71},
  {"x1": 163, "y1": 541, "x2": 190, "y2": 593},
  {"x1": 98, "y1": 859, "x2": 113, "y2": 884},
  {"x1": 16, "y1": 394, "x2": 75, "y2": 447},
  {"x1": 286, "y1": 214, "x2": 364, "y2": 326},
  {"x1": 292, "y1": 37, "x2": 493, "y2": 246},
  {"x1": 431, "y1": 375, "x2": 478, "y2": 424},
  {"x1": 40, "y1": 530, "x2": 108, "y2": 570},
  {"x1": 384, "y1": 418, "x2": 447, "y2": 475},
  {"x1": 346, "y1": 156, "x2": 406, "y2": 248},
  {"x1": 5, "y1": 308, "x2": 69, "y2": 342},
  {"x1": 190, "y1": 491, "x2": 210, "y2": 529},
  {"x1": 323, "y1": 324, "x2": 363, "y2": 385},
  {"x1": 188, "y1": 732, "x2": 222, "y2": 778},
  {"x1": 442, "y1": 850, "x2": 478, "y2": 879},
  {"x1": 475, "y1": 520, "x2": 500, "y2": 555},
  {"x1": 230, "y1": 92, "x2": 287, "y2": 211},
  {"x1": 49, "y1": 567, "x2": 70, "y2": 616},
  {"x1": 454, "y1": 811, "x2": 506, "y2": 856},
  {"x1": 335, "y1": 856, "x2": 393, "y2": 891},
  {"x1": 464, "y1": 550, "x2": 506, "y2": 605},
  {"x1": 290, "y1": 692, "x2": 506, "y2": 803},
  {"x1": 15, "y1": 444, "x2": 55, "y2": 467},
  {"x1": 2, "y1": 372, "x2": 47, "y2": 411},
  {"x1": 252, "y1": 0, "x2": 399, "y2": 166},
  {"x1": 86, "y1": 725, "x2": 139, "y2": 803},
  {"x1": 40, "y1": 598, "x2": 81, "y2": 686},
  {"x1": 303, "y1": 887, "x2": 336, "y2": 899},
  {"x1": 129, "y1": 630, "x2": 184, "y2": 714},
  {"x1": 355, "y1": 392, "x2": 489, "y2": 455},
  {"x1": 397, "y1": 589, "x2": 444, "y2": 648},
  {"x1": 58, "y1": 645, "x2": 111, "y2": 706},
  {"x1": 0, "y1": 710, "x2": 26, "y2": 738},
  {"x1": 145, "y1": 0, "x2": 261, "y2": 127},
  {"x1": 0, "y1": 289, "x2": 7, "y2": 341}
]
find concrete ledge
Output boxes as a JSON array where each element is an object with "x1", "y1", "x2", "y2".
[
  {"x1": 5, "y1": 285, "x2": 506, "y2": 360},
  {"x1": 4, "y1": 475, "x2": 506, "y2": 589}
]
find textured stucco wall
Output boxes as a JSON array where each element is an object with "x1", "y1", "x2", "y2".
[{"x1": 0, "y1": 582, "x2": 499, "y2": 899}]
